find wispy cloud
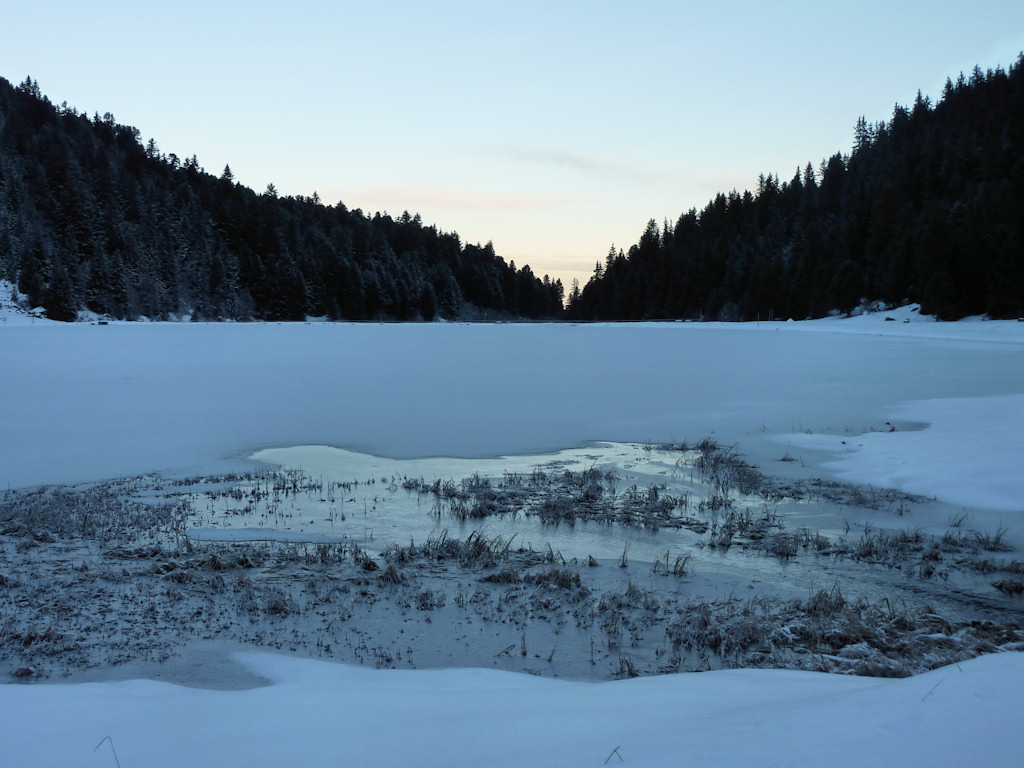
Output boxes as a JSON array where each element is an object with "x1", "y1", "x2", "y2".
[
  {"x1": 501, "y1": 146, "x2": 671, "y2": 187},
  {"x1": 318, "y1": 184, "x2": 565, "y2": 213}
]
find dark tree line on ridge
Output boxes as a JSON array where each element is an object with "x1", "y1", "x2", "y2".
[
  {"x1": 0, "y1": 76, "x2": 564, "y2": 321},
  {"x1": 568, "y1": 55, "x2": 1024, "y2": 322},
  {"x1": 3, "y1": 57, "x2": 1022, "y2": 325}
]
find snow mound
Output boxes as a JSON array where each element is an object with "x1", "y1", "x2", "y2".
[{"x1": 1, "y1": 652, "x2": 1021, "y2": 767}]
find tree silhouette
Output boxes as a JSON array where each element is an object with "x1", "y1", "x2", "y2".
[{"x1": 570, "y1": 55, "x2": 1024, "y2": 322}]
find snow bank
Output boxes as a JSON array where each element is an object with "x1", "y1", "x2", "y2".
[
  {"x1": 1, "y1": 651, "x2": 1021, "y2": 767},
  {"x1": 780, "y1": 394, "x2": 1024, "y2": 512},
  {"x1": 0, "y1": 279, "x2": 50, "y2": 326}
]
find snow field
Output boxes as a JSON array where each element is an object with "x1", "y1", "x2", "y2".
[{"x1": 2, "y1": 307, "x2": 1024, "y2": 766}]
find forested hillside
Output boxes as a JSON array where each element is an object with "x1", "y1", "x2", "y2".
[
  {"x1": 5, "y1": 58, "x2": 1022, "y2": 325},
  {"x1": 568, "y1": 56, "x2": 1024, "y2": 321},
  {"x1": 0, "y1": 77, "x2": 564, "y2": 321}
]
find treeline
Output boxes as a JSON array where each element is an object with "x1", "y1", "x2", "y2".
[
  {"x1": 569, "y1": 55, "x2": 1024, "y2": 321},
  {"x1": 0, "y1": 77, "x2": 564, "y2": 321}
]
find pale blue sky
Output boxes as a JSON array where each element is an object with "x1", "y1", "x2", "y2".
[{"x1": 5, "y1": 1, "x2": 1023, "y2": 288}]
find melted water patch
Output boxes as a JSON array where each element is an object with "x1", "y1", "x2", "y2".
[
  {"x1": 176, "y1": 442, "x2": 1016, "y2": 613},
  {"x1": 199, "y1": 442, "x2": 712, "y2": 564}
]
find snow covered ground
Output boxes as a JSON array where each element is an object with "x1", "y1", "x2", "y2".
[
  {"x1": 2, "y1": 302, "x2": 1024, "y2": 765},
  {"x1": 3, "y1": 650, "x2": 1021, "y2": 768}
]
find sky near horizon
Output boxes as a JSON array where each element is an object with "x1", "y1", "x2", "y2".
[{"x1": 5, "y1": 2, "x2": 1024, "y2": 290}]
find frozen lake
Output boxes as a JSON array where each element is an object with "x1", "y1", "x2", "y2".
[
  {"x1": 3, "y1": 308, "x2": 1024, "y2": 767},
  {"x1": 3, "y1": 308, "x2": 1024, "y2": 510}
]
